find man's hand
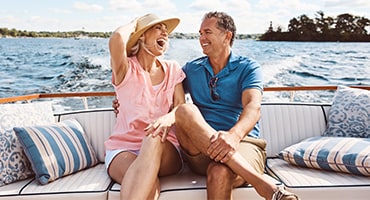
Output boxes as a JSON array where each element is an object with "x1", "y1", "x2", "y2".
[
  {"x1": 112, "y1": 98, "x2": 119, "y2": 117},
  {"x1": 207, "y1": 131, "x2": 240, "y2": 163}
]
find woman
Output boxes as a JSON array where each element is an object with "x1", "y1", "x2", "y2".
[{"x1": 104, "y1": 13, "x2": 185, "y2": 200}]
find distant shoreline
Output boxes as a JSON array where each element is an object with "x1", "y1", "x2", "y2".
[
  {"x1": 0, "y1": 29, "x2": 262, "y2": 40},
  {"x1": 2, "y1": 29, "x2": 370, "y2": 42}
]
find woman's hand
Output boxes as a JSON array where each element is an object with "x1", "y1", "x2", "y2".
[
  {"x1": 112, "y1": 97, "x2": 173, "y2": 143},
  {"x1": 144, "y1": 116, "x2": 173, "y2": 142}
]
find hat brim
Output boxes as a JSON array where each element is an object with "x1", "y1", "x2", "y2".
[{"x1": 126, "y1": 17, "x2": 180, "y2": 56}]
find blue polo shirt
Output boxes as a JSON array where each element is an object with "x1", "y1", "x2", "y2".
[{"x1": 182, "y1": 52, "x2": 263, "y2": 138}]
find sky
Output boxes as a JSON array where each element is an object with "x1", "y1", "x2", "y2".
[{"x1": 1, "y1": 0, "x2": 370, "y2": 34}]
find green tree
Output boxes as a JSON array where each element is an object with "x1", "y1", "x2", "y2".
[
  {"x1": 354, "y1": 16, "x2": 370, "y2": 34},
  {"x1": 315, "y1": 11, "x2": 334, "y2": 34},
  {"x1": 261, "y1": 11, "x2": 370, "y2": 42},
  {"x1": 335, "y1": 13, "x2": 356, "y2": 34}
]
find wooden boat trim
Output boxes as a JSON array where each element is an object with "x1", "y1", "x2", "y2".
[
  {"x1": 1, "y1": 86, "x2": 369, "y2": 104},
  {"x1": 0, "y1": 92, "x2": 115, "y2": 104}
]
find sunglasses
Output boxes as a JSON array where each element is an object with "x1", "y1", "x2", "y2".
[{"x1": 209, "y1": 77, "x2": 220, "y2": 101}]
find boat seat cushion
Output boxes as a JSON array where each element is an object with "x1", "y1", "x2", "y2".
[
  {"x1": 13, "y1": 119, "x2": 99, "y2": 185},
  {"x1": 19, "y1": 164, "x2": 111, "y2": 200},
  {"x1": 323, "y1": 85, "x2": 370, "y2": 138},
  {"x1": 267, "y1": 158, "x2": 370, "y2": 187},
  {"x1": 279, "y1": 136, "x2": 370, "y2": 176},
  {"x1": 0, "y1": 102, "x2": 54, "y2": 187}
]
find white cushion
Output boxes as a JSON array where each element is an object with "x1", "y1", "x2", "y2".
[
  {"x1": 267, "y1": 158, "x2": 370, "y2": 186},
  {"x1": 21, "y1": 164, "x2": 110, "y2": 200}
]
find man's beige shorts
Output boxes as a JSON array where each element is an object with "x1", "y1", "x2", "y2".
[{"x1": 182, "y1": 136, "x2": 267, "y2": 175}]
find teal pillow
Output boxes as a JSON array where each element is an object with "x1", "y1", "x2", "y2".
[
  {"x1": 324, "y1": 85, "x2": 370, "y2": 138},
  {"x1": 279, "y1": 136, "x2": 370, "y2": 176},
  {"x1": 14, "y1": 119, "x2": 98, "y2": 185}
]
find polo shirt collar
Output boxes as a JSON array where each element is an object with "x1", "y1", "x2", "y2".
[{"x1": 202, "y1": 51, "x2": 240, "y2": 77}]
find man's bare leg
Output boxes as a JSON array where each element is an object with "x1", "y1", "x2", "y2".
[
  {"x1": 207, "y1": 161, "x2": 247, "y2": 199},
  {"x1": 175, "y1": 104, "x2": 276, "y2": 199}
]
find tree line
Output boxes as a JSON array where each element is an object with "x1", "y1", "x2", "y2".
[
  {"x1": 260, "y1": 11, "x2": 370, "y2": 42},
  {"x1": 0, "y1": 28, "x2": 260, "y2": 40}
]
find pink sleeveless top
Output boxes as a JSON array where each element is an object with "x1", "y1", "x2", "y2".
[{"x1": 104, "y1": 56, "x2": 186, "y2": 151}]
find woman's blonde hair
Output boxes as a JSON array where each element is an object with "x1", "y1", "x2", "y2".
[
  {"x1": 129, "y1": 41, "x2": 140, "y2": 56},
  {"x1": 128, "y1": 34, "x2": 144, "y2": 56}
]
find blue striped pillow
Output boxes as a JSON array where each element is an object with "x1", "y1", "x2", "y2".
[
  {"x1": 279, "y1": 136, "x2": 370, "y2": 176},
  {"x1": 14, "y1": 119, "x2": 98, "y2": 185}
]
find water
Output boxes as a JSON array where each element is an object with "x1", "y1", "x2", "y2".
[{"x1": 1, "y1": 38, "x2": 369, "y2": 111}]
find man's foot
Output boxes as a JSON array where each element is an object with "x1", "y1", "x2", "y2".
[{"x1": 272, "y1": 186, "x2": 299, "y2": 200}]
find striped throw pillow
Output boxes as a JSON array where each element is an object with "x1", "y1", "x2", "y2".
[
  {"x1": 279, "y1": 136, "x2": 370, "y2": 176},
  {"x1": 14, "y1": 119, "x2": 98, "y2": 185}
]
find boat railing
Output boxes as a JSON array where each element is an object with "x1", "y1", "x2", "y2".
[
  {"x1": 1, "y1": 85, "x2": 369, "y2": 109},
  {"x1": 0, "y1": 92, "x2": 115, "y2": 109}
]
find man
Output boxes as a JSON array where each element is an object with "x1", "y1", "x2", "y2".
[
  {"x1": 174, "y1": 11, "x2": 299, "y2": 200},
  {"x1": 113, "y1": 11, "x2": 299, "y2": 200}
]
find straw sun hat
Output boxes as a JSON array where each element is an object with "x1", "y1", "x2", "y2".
[{"x1": 126, "y1": 13, "x2": 180, "y2": 56}]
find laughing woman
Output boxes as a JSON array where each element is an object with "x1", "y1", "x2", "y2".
[{"x1": 104, "y1": 14, "x2": 185, "y2": 200}]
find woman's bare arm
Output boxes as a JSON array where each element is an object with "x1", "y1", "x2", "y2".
[{"x1": 109, "y1": 20, "x2": 137, "y2": 86}]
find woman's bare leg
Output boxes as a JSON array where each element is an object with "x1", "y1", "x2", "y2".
[{"x1": 108, "y1": 135, "x2": 182, "y2": 200}]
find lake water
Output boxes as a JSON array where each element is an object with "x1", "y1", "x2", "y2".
[{"x1": 0, "y1": 38, "x2": 369, "y2": 111}]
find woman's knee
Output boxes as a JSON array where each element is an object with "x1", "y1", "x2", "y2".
[
  {"x1": 144, "y1": 136, "x2": 167, "y2": 154},
  {"x1": 142, "y1": 135, "x2": 162, "y2": 147}
]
